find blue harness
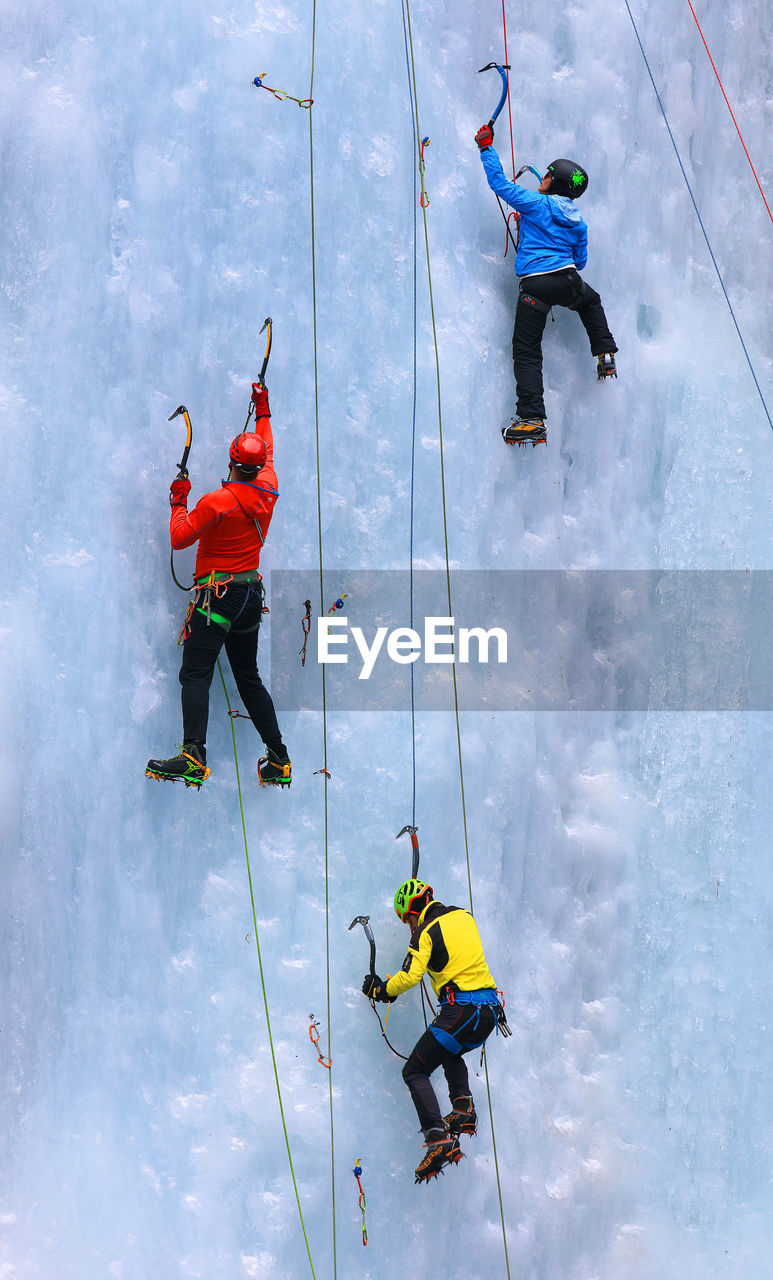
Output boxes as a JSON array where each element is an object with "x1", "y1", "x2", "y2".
[{"x1": 430, "y1": 988, "x2": 500, "y2": 1055}]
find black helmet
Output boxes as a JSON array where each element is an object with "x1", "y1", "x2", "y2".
[{"x1": 545, "y1": 158, "x2": 588, "y2": 199}]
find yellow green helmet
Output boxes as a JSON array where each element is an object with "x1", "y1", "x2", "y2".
[{"x1": 394, "y1": 878, "x2": 433, "y2": 922}]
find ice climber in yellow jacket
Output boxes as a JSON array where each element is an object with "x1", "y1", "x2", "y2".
[{"x1": 362, "y1": 878, "x2": 507, "y2": 1184}]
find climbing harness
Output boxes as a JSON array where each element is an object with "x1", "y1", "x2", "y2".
[
  {"x1": 253, "y1": 73, "x2": 313, "y2": 108},
  {"x1": 352, "y1": 1161, "x2": 367, "y2": 1246},
  {"x1": 308, "y1": 1015, "x2": 333, "y2": 1069},
  {"x1": 300, "y1": 598, "x2": 312, "y2": 666}
]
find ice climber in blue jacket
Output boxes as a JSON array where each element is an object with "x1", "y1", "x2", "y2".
[{"x1": 476, "y1": 123, "x2": 618, "y2": 447}]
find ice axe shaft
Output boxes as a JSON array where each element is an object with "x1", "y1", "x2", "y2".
[
  {"x1": 168, "y1": 405, "x2": 192, "y2": 479},
  {"x1": 396, "y1": 824, "x2": 420, "y2": 879},
  {"x1": 257, "y1": 316, "x2": 273, "y2": 387},
  {"x1": 348, "y1": 915, "x2": 376, "y2": 976}
]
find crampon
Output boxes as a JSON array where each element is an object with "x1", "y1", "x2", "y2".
[
  {"x1": 414, "y1": 1136, "x2": 464, "y2": 1185},
  {"x1": 145, "y1": 745, "x2": 210, "y2": 789},
  {"x1": 257, "y1": 751, "x2": 292, "y2": 788},
  {"x1": 502, "y1": 419, "x2": 547, "y2": 448}
]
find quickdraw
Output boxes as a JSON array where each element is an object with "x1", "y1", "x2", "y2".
[
  {"x1": 177, "y1": 597, "x2": 196, "y2": 645},
  {"x1": 353, "y1": 1160, "x2": 367, "y2": 1246},
  {"x1": 308, "y1": 1015, "x2": 332, "y2": 1069},
  {"x1": 419, "y1": 136, "x2": 430, "y2": 208},
  {"x1": 299, "y1": 598, "x2": 312, "y2": 666},
  {"x1": 253, "y1": 73, "x2": 313, "y2": 108},
  {"x1": 327, "y1": 593, "x2": 348, "y2": 637},
  {"x1": 201, "y1": 570, "x2": 233, "y2": 625},
  {"x1": 313, "y1": 768, "x2": 331, "y2": 778}
]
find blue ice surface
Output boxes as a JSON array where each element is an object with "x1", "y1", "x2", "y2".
[{"x1": 2, "y1": 0, "x2": 773, "y2": 1276}]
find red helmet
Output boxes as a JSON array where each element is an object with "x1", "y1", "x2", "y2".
[{"x1": 229, "y1": 433, "x2": 267, "y2": 472}]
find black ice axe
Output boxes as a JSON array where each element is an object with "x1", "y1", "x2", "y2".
[{"x1": 348, "y1": 914, "x2": 376, "y2": 977}]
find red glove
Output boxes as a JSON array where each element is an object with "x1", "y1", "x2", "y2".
[
  {"x1": 251, "y1": 383, "x2": 270, "y2": 417},
  {"x1": 475, "y1": 124, "x2": 494, "y2": 151},
  {"x1": 169, "y1": 476, "x2": 191, "y2": 508}
]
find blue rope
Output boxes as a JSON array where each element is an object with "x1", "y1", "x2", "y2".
[
  {"x1": 400, "y1": 0, "x2": 418, "y2": 826},
  {"x1": 623, "y1": 0, "x2": 772, "y2": 432}
]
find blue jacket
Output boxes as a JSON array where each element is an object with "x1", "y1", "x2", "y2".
[{"x1": 480, "y1": 146, "x2": 588, "y2": 277}]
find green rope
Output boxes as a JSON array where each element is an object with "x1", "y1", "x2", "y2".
[
  {"x1": 216, "y1": 659, "x2": 317, "y2": 1279},
  {"x1": 307, "y1": 7, "x2": 338, "y2": 1274},
  {"x1": 402, "y1": 5, "x2": 511, "y2": 1273}
]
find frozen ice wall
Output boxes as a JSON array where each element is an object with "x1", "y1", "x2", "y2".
[{"x1": 2, "y1": 0, "x2": 773, "y2": 1277}]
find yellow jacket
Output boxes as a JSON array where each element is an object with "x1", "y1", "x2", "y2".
[{"x1": 386, "y1": 901, "x2": 497, "y2": 1000}]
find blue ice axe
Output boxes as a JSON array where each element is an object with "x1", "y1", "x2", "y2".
[{"x1": 478, "y1": 60, "x2": 510, "y2": 129}]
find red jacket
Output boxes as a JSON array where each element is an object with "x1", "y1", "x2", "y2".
[{"x1": 170, "y1": 415, "x2": 278, "y2": 579}]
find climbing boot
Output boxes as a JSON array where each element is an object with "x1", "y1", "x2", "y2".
[
  {"x1": 414, "y1": 1130, "x2": 464, "y2": 1184},
  {"x1": 443, "y1": 1096, "x2": 478, "y2": 1137},
  {"x1": 597, "y1": 352, "x2": 617, "y2": 380},
  {"x1": 502, "y1": 418, "x2": 547, "y2": 447},
  {"x1": 146, "y1": 742, "x2": 210, "y2": 788},
  {"x1": 258, "y1": 747, "x2": 292, "y2": 788}
]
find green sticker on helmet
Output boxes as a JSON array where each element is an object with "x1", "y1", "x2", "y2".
[{"x1": 571, "y1": 169, "x2": 585, "y2": 188}]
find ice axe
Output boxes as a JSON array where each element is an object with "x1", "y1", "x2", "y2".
[
  {"x1": 396, "y1": 824, "x2": 420, "y2": 879},
  {"x1": 348, "y1": 914, "x2": 377, "y2": 977},
  {"x1": 167, "y1": 405, "x2": 195, "y2": 592},
  {"x1": 168, "y1": 405, "x2": 193, "y2": 480},
  {"x1": 257, "y1": 315, "x2": 273, "y2": 387},
  {"x1": 245, "y1": 317, "x2": 274, "y2": 430},
  {"x1": 478, "y1": 60, "x2": 511, "y2": 130},
  {"x1": 477, "y1": 61, "x2": 520, "y2": 257}
]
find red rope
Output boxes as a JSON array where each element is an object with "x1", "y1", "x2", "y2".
[
  {"x1": 686, "y1": 0, "x2": 772, "y2": 225},
  {"x1": 501, "y1": 0, "x2": 516, "y2": 179}
]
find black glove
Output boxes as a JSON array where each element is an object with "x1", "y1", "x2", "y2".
[
  {"x1": 475, "y1": 123, "x2": 494, "y2": 150},
  {"x1": 362, "y1": 973, "x2": 394, "y2": 1003},
  {"x1": 170, "y1": 475, "x2": 191, "y2": 508}
]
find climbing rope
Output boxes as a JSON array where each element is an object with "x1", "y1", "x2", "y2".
[
  {"x1": 401, "y1": 3, "x2": 511, "y2": 1273},
  {"x1": 623, "y1": 0, "x2": 772, "y2": 432},
  {"x1": 216, "y1": 660, "x2": 317, "y2": 1278},
  {"x1": 686, "y1": 0, "x2": 772, "y2": 226},
  {"x1": 306, "y1": 7, "x2": 338, "y2": 1273}
]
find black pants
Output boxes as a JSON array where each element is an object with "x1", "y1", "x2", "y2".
[
  {"x1": 402, "y1": 1001, "x2": 497, "y2": 1136},
  {"x1": 179, "y1": 580, "x2": 283, "y2": 753},
  {"x1": 513, "y1": 267, "x2": 617, "y2": 420}
]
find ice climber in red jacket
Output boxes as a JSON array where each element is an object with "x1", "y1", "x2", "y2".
[{"x1": 146, "y1": 384, "x2": 291, "y2": 789}]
